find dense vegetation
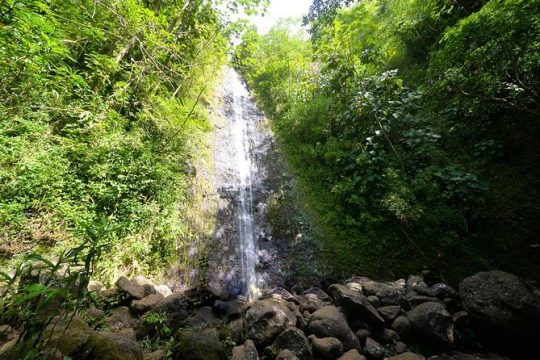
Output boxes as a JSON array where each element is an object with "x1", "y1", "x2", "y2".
[
  {"x1": 0, "y1": 0, "x2": 266, "y2": 282},
  {"x1": 235, "y1": 0, "x2": 540, "y2": 283}
]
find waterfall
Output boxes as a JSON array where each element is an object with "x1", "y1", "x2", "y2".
[{"x1": 227, "y1": 69, "x2": 260, "y2": 301}]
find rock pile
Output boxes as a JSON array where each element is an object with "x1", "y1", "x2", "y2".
[{"x1": 1, "y1": 270, "x2": 538, "y2": 359}]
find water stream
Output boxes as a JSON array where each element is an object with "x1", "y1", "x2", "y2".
[{"x1": 229, "y1": 70, "x2": 260, "y2": 301}]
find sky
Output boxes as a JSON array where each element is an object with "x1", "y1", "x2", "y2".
[{"x1": 249, "y1": 0, "x2": 312, "y2": 34}]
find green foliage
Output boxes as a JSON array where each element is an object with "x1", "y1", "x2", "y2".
[{"x1": 236, "y1": 0, "x2": 540, "y2": 282}]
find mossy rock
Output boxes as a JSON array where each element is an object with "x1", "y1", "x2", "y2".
[{"x1": 173, "y1": 328, "x2": 226, "y2": 360}]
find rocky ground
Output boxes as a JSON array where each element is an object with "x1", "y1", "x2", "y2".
[{"x1": 1, "y1": 270, "x2": 538, "y2": 359}]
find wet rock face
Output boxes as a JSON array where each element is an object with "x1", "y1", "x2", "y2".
[{"x1": 459, "y1": 270, "x2": 540, "y2": 350}]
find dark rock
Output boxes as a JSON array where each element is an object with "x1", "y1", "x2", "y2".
[
  {"x1": 144, "y1": 293, "x2": 189, "y2": 332},
  {"x1": 337, "y1": 349, "x2": 367, "y2": 360},
  {"x1": 86, "y1": 307, "x2": 106, "y2": 322},
  {"x1": 328, "y1": 284, "x2": 385, "y2": 332},
  {"x1": 406, "y1": 276, "x2": 427, "y2": 293},
  {"x1": 427, "y1": 352, "x2": 508, "y2": 360},
  {"x1": 407, "y1": 302, "x2": 453, "y2": 345},
  {"x1": 214, "y1": 298, "x2": 247, "y2": 319},
  {"x1": 367, "y1": 296, "x2": 381, "y2": 308},
  {"x1": 459, "y1": 270, "x2": 540, "y2": 347},
  {"x1": 391, "y1": 316, "x2": 411, "y2": 338},
  {"x1": 106, "y1": 306, "x2": 138, "y2": 331},
  {"x1": 402, "y1": 294, "x2": 442, "y2": 311},
  {"x1": 88, "y1": 332, "x2": 143, "y2": 360},
  {"x1": 232, "y1": 339, "x2": 259, "y2": 360},
  {"x1": 307, "y1": 306, "x2": 360, "y2": 351},
  {"x1": 380, "y1": 328, "x2": 400, "y2": 343},
  {"x1": 245, "y1": 298, "x2": 297, "y2": 346},
  {"x1": 377, "y1": 306, "x2": 401, "y2": 322},
  {"x1": 276, "y1": 349, "x2": 300, "y2": 360},
  {"x1": 354, "y1": 329, "x2": 371, "y2": 345},
  {"x1": 297, "y1": 294, "x2": 326, "y2": 313},
  {"x1": 229, "y1": 318, "x2": 246, "y2": 344},
  {"x1": 312, "y1": 337, "x2": 343, "y2": 359},
  {"x1": 185, "y1": 306, "x2": 218, "y2": 330},
  {"x1": 174, "y1": 328, "x2": 226, "y2": 360},
  {"x1": 303, "y1": 287, "x2": 332, "y2": 302},
  {"x1": 271, "y1": 287, "x2": 297, "y2": 302},
  {"x1": 44, "y1": 316, "x2": 93, "y2": 357},
  {"x1": 116, "y1": 276, "x2": 155, "y2": 300},
  {"x1": 131, "y1": 293, "x2": 164, "y2": 314},
  {"x1": 362, "y1": 281, "x2": 403, "y2": 306},
  {"x1": 269, "y1": 328, "x2": 312, "y2": 360},
  {"x1": 394, "y1": 341, "x2": 407, "y2": 354},
  {"x1": 363, "y1": 337, "x2": 385, "y2": 360},
  {"x1": 388, "y1": 352, "x2": 425, "y2": 360}
]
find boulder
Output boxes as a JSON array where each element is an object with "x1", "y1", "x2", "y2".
[
  {"x1": 388, "y1": 352, "x2": 425, "y2": 360},
  {"x1": 354, "y1": 328, "x2": 370, "y2": 345},
  {"x1": 367, "y1": 296, "x2": 381, "y2": 308},
  {"x1": 131, "y1": 293, "x2": 164, "y2": 314},
  {"x1": 145, "y1": 349, "x2": 165, "y2": 360},
  {"x1": 214, "y1": 298, "x2": 247, "y2": 319},
  {"x1": 244, "y1": 298, "x2": 297, "y2": 346},
  {"x1": 391, "y1": 316, "x2": 411, "y2": 338},
  {"x1": 142, "y1": 293, "x2": 189, "y2": 333},
  {"x1": 232, "y1": 339, "x2": 259, "y2": 360},
  {"x1": 276, "y1": 349, "x2": 300, "y2": 360},
  {"x1": 302, "y1": 287, "x2": 332, "y2": 302},
  {"x1": 377, "y1": 306, "x2": 401, "y2": 322},
  {"x1": 407, "y1": 302, "x2": 453, "y2": 346},
  {"x1": 296, "y1": 294, "x2": 326, "y2": 313},
  {"x1": 88, "y1": 332, "x2": 143, "y2": 360},
  {"x1": 380, "y1": 328, "x2": 400, "y2": 344},
  {"x1": 328, "y1": 284, "x2": 385, "y2": 332},
  {"x1": 116, "y1": 276, "x2": 155, "y2": 300},
  {"x1": 394, "y1": 341, "x2": 408, "y2": 354},
  {"x1": 229, "y1": 318, "x2": 246, "y2": 344},
  {"x1": 307, "y1": 306, "x2": 360, "y2": 351},
  {"x1": 268, "y1": 328, "x2": 312, "y2": 360},
  {"x1": 185, "y1": 306, "x2": 218, "y2": 330},
  {"x1": 106, "y1": 306, "x2": 138, "y2": 331},
  {"x1": 44, "y1": 316, "x2": 93, "y2": 357},
  {"x1": 174, "y1": 328, "x2": 226, "y2": 360},
  {"x1": 459, "y1": 271, "x2": 540, "y2": 345},
  {"x1": 153, "y1": 285, "x2": 172, "y2": 298},
  {"x1": 362, "y1": 281, "x2": 403, "y2": 306},
  {"x1": 88, "y1": 280, "x2": 104, "y2": 293},
  {"x1": 312, "y1": 337, "x2": 343, "y2": 359},
  {"x1": 337, "y1": 349, "x2": 367, "y2": 360},
  {"x1": 363, "y1": 337, "x2": 385, "y2": 360}
]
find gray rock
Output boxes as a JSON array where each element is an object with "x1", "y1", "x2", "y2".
[
  {"x1": 394, "y1": 341, "x2": 408, "y2": 354},
  {"x1": 185, "y1": 306, "x2": 218, "y2": 330},
  {"x1": 144, "y1": 349, "x2": 165, "y2": 360},
  {"x1": 146, "y1": 292, "x2": 189, "y2": 331},
  {"x1": 232, "y1": 339, "x2": 259, "y2": 360},
  {"x1": 303, "y1": 287, "x2": 332, "y2": 302},
  {"x1": 312, "y1": 337, "x2": 343, "y2": 359},
  {"x1": 367, "y1": 296, "x2": 381, "y2": 308},
  {"x1": 276, "y1": 349, "x2": 300, "y2": 360},
  {"x1": 337, "y1": 349, "x2": 367, "y2": 360},
  {"x1": 391, "y1": 316, "x2": 411, "y2": 337},
  {"x1": 363, "y1": 337, "x2": 385, "y2": 360},
  {"x1": 354, "y1": 328, "x2": 370, "y2": 345},
  {"x1": 307, "y1": 306, "x2": 360, "y2": 351},
  {"x1": 174, "y1": 328, "x2": 225, "y2": 360},
  {"x1": 106, "y1": 306, "x2": 138, "y2": 331},
  {"x1": 297, "y1": 294, "x2": 326, "y2": 313},
  {"x1": 214, "y1": 298, "x2": 247, "y2": 319},
  {"x1": 245, "y1": 298, "x2": 297, "y2": 346},
  {"x1": 362, "y1": 281, "x2": 403, "y2": 306},
  {"x1": 88, "y1": 280, "x2": 104, "y2": 293},
  {"x1": 328, "y1": 284, "x2": 385, "y2": 332},
  {"x1": 153, "y1": 285, "x2": 172, "y2": 298},
  {"x1": 269, "y1": 328, "x2": 312, "y2": 360},
  {"x1": 388, "y1": 352, "x2": 425, "y2": 360},
  {"x1": 88, "y1": 332, "x2": 144, "y2": 360},
  {"x1": 131, "y1": 293, "x2": 164, "y2": 314},
  {"x1": 380, "y1": 328, "x2": 400, "y2": 343},
  {"x1": 116, "y1": 276, "x2": 155, "y2": 300},
  {"x1": 459, "y1": 271, "x2": 540, "y2": 341},
  {"x1": 407, "y1": 302, "x2": 453, "y2": 345},
  {"x1": 44, "y1": 316, "x2": 93, "y2": 357},
  {"x1": 377, "y1": 306, "x2": 401, "y2": 322}
]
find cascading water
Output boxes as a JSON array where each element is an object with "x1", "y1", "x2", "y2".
[{"x1": 229, "y1": 70, "x2": 260, "y2": 301}]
